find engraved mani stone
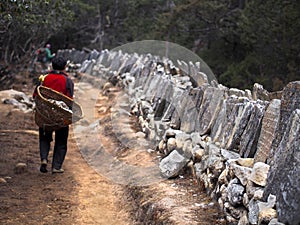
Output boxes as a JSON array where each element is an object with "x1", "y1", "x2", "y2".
[{"x1": 254, "y1": 99, "x2": 281, "y2": 163}]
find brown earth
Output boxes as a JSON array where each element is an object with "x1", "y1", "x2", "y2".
[
  {"x1": 0, "y1": 69, "x2": 225, "y2": 224},
  {"x1": 0, "y1": 85, "x2": 133, "y2": 224}
]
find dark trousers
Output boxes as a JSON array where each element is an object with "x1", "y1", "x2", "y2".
[{"x1": 39, "y1": 126, "x2": 69, "y2": 170}]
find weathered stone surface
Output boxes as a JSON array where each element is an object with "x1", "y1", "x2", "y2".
[
  {"x1": 238, "y1": 211, "x2": 249, "y2": 225},
  {"x1": 268, "y1": 218, "x2": 285, "y2": 225},
  {"x1": 180, "y1": 91, "x2": 200, "y2": 133},
  {"x1": 243, "y1": 193, "x2": 249, "y2": 208},
  {"x1": 182, "y1": 140, "x2": 193, "y2": 159},
  {"x1": 14, "y1": 162, "x2": 27, "y2": 174},
  {"x1": 1, "y1": 89, "x2": 34, "y2": 112},
  {"x1": 268, "y1": 81, "x2": 300, "y2": 166},
  {"x1": 218, "y1": 168, "x2": 229, "y2": 185},
  {"x1": 162, "y1": 87, "x2": 184, "y2": 127},
  {"x1": 190, "y1": 132, "x2": 202, "y2": 146},
  {"x1": 264, "y1": 109, "x2": 300, "y2": 225},
  {"x1": 89, "y1": 49, "x2": 100, "y2": 60},
  {"x1": 246, "y1": 180, "x2": 261, "y2": 199},
  {"x1": 228, "y1": 88, "x2": 245, "y2": 97},
  {"x1": 229, "y1": 163, "x2": 252, "y2": 186},
  {"x1": 248, "y1": 199, "x2": 259, "y2": 224},
  {"x1": 153, "y1": 79, "x2": 173, "y2": 119},
  {"x1": 249, "y1": 162, "x2": 270, "y2": 186},
  {"x1": 170, "y1": 90, "x2": 190, "y2": 130},
  {"x1": 188, "y1": 61, "x2": 208, "y2": 86},
  {"x1": 236, "y1": 158, "x2": 254, "y2": 168},
  {"x1": 194, "y1": 160, "x2": 209, "y2": 175},
  {"x1": 177, "y1": 60, "x2": 189, "y2": 75},
  {"x1": 240, "y1": 101, "x2": 267, "y2": 158},
  {"x1": 224, "y1": 202, "x2": 246, "y2": 220},
  {"x1": 159, "y1": 150, "x2": 189, "y2": 178},
  {"x1": 254, "y1": 99, "x2": 281, "y2": 163},
  {"x1": 253, "y1": 189, "x2": 264, "y2": 200},
  {"x1": 197, "y1": 86, "x2": 225, "y2": 135},
  {"x1": 118, "y1": 53, "x2": 139, "y2": 74},
  {"x1": 211, "y1": 96, "x2": 253, "y2": 150},
  {"x1": 144, "y1": 75, "x2": 163, "y2": 102},
  {"x1": 227, "y1": 178, "x2": 245, "y2": 206},
  {"x1": 252, "y1": 83, "x2": 270, "y2": 101},
  {"x1": 192, "y1": 145, "x2": 205, "y2": 162},
  {"x1": 258, "y1": 207, "x2": 277, "y2": 225},
  {"x1": 220, "y1": 149, "x2": 240, "y2": 160},
  {"x1": 167, "y1": 138, "x2": 177, "y2": 153},
  {"x1": 174, "y1": 132, "x2": 191, "y2": 150}
]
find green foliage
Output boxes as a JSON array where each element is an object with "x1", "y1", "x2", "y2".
[
  {"x1": 0, "y1": 0, "x2": 75, "y2": 62},
  {"x1": 1, "y1": 0, "x2": 299, "y2": 91}
]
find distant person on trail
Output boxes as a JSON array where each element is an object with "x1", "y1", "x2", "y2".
[
  {"x1": 33, "y1": 56, "x2": 74, "y2": 174},
  {"x1": 44, "y1": 43, "x2": 55, "y2": 62},
  {"x1": 36, "y1": 43, "x2": 56, "y2": 73}
]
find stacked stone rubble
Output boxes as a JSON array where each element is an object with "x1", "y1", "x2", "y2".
[{"x1": 56, "y1": 48, "x2": 299, "y2": 225}]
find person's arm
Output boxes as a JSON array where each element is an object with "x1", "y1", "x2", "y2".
[
  {"x1": 45, "y1": 48, "x2": 55, "y2": 59},
  {"x1": 66, "y1": 77, "x2": 74, "y2": 98}
]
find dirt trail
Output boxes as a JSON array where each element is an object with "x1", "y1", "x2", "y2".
[
  {"x1": 0, "y1": 84, "x2": 133, "y2": 224},
  {"x1": 0, "y1": 72, "x2": 225, "y2": 225}
]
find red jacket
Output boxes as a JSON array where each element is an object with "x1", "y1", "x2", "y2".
[{"x1": 33, "y1": 71, "x2": 74, "y2": 98}]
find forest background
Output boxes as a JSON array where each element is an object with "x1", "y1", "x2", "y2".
[{"x1": 1, "y1": 0, "x2": 299, "y2": 91}]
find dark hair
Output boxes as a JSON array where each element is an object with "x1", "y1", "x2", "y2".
[{"x1": 52, "y1": 56, "x2": 67, "y2": 70}]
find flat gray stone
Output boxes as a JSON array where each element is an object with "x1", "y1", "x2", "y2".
[
  {"x1": 254, "y1": 99, "x2": 281, "y2": 163},
  {"x1": 159, "y1": 150, "x2": 189, "y2": 178}
]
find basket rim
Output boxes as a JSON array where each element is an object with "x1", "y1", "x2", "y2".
[
  {"x1": 35, "y1": 85, "x2": 84, "y2": 123},
  {"x1": 37, "y1": 85, "x2": 73, "y2": 102}
]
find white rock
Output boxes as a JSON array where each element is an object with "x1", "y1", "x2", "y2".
[
  {"x1": 258, "y1": 207, "x2": 277, "y2": 225},
  {"x1": 249, "y1": 162, "x2": 270, "y2": 186},
  {"x1": 238, "y1": 211, "x2": 249, "y2": 225},
  {"x1": 190, "y1": 132, "x2": 202, "y2": 146},
  {"x1": 158, "y1": 139, "x2": 165, "y2": 152},
  {"x1": 218, "y1": 168, "x2": 229, "y2": 185},
  {"x1": 135, "y1": 131, "x2": 146, "y2": 139},
  {"x1": 159, "y1": 150, "x2": 189, "y2": 178},
  {"x1": 253, "y1": 189, "x2": 264, "y2": 200},
  {"x1": 14, "y1": 162, "x2": 27, "y2": 174},
  {"x1": 237, "y1": 158, "x2": 255, "y2": 168},
  {"x1": 167, "y1": 138, "x2": 177, "y2": 152},
  {"x1": 221, "y1": 149, "x2": 240, "y2": 160},
  {"x1": 0, "y1": 178, "x2": 7, "y2": 183},
  {"x1": 246, "y1": 180, "x2": 260, "y2": 199},
  {"x1": 268, "y1": 218, "x2": 285, "y2": 225},
  {"x1": 192, "y1": 146, "x2": 205, "y2": 162},
  {"x1": 230, "y1": 163, "x2": 252, "y2": 186},
  {"x1": 248, "y1": 199, "x2": 259, "y2": 224},
  {"x1": 243, "y1": 193, "x2": 249, "y2": 208},
  {"x1": 218, "y1": 197, "x2": 224, "y2": 209}
]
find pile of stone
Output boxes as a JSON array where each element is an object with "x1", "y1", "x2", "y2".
[
  {"x1": 56, "y1": 48, "x2": 299, "y2": 225},
  {"x1": 159, "y1": 130, "x2": 284, "y2": 224},
  {"x1": 0, "y1": 89, "x2": 35, "y2": 112}
]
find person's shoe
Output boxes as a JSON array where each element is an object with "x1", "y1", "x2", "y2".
[
  {"x1": 52, "y1": 168, "x2": 64, "y2": 174},
  {"x1": 40, "y1": 159, "x2": 48, "y2": 173}
]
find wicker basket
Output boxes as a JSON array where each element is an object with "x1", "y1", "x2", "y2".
[{"x1": 34, "y1": 86, "x2": 83, "y2": 131}]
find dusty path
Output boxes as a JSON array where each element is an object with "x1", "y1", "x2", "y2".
[
  {"x1": 0, "y1": 72, "x2": 225, "y2": 225},
  {"x1": 0, "y1": 86, "x2": 132, "y2": 224}
]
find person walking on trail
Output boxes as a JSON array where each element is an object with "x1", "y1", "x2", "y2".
[
  {"x1": 33, "y1": 56, "x2": 74, "y2": 174},
  {"x1": 45, "y1": 44, "x2": 55, "y2": 61},
  {"x1": 36, "y1": 43, "x2": 56, "y2": 73}
]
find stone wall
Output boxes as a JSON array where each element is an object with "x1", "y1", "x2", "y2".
[{"x1": 57, "y1": 49, "x2": 299, "y2": 225}]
